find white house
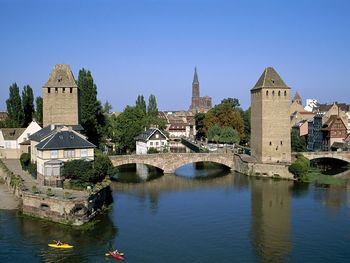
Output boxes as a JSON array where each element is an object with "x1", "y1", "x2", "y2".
[
  {"x1": 135, "y1": 128, "x2": 168, "y2": 154},
  {"x1": 0, "y1": 121, "x2": 41, "y2": 149}
]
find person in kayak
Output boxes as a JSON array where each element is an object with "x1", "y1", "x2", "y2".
[{"x1": 56, "y1": 241, "x2": 63, "y2": 246}]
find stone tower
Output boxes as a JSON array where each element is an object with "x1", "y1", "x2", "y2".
[
  {"x1": 43, "y1": 64, "x2": 79, "y2": 127},
  {"x1": 251, "y1": 67, "x2": 291, "y2": 163},
  {"x1": 292, "y1": 91, "x2": 302, "y2": 105}
]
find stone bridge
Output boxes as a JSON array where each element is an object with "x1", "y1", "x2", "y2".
[
  {"x1": 297, "y1": 151, "x2": 350, "y2": 163},
  {"x1": 109, "y1": 153, "x2": 235, "y2": 174}
]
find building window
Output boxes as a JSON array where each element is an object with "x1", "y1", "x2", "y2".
[
  {"x1": 161, "y1": 142, "x2": 164, "y2": 145},
  {"x1": 272, "y1": 91, "x2": 275, "y2": 96},
  {"x1": 156, "y1": 134, "x2": 159, "y2": 139},
  {"x1": 278, "y1": 91, "x2": 281, "y2": 96},
  {"x1": 55, "y1": 88, "x2": 58, "y2": 94},
  {"x1": 269, "y1": 142, "x2": 272, "y2": 146},
  {"x1": 70, "y1": 88, "x2": 73, "y2": 93},
  {"x1": 63, "y1": 88, "x2": 65, "y2": 93},
  {"x1": 48, "y1": 88, "x2": 51, "y2": 93},
  {"x1": 156, "y1": 142, "x2": 159, "y2": 146},
  {"x1": 64, "y1": 150, "x2": 75, "y2": 158},
  {"x1": 266, "y1": 90, "x2": 269, "y2": 96},
  {"x1": 284, "y1": 91, "x2": 287, "y2": 96},
  {"x1": 150, "y1": 142, "x2": 153, "y2": 146},
  {"x1": 51, "y1": 150, "x2": 58, "y2": 159},
  {"x1": 80, "y1": 149, "x2": 88, "y2": 158}
]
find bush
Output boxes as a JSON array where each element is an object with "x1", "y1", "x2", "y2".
[
  {"x1": 147, "y1": 147, "x2": 159, "y2": 154},
  {"x1": 62, "y1": 159, "x2": 93, "y2": 183},
  {"x1": 288, "y1": 154, "x2": 310, "y2": 179},
  {"x1": 90, "y1": 155, "x2": 113, "y2": 183},
  {"x1": 20, "y1": 153, "x2": 31, "y2": 170}
]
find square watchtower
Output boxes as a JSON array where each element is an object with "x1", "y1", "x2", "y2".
[
  {"x1": 43, "y1": 64, "x2": 79, "y2": 127},
  {"x1": 251, "y1": 67, "x2": 291, "y2": 163}
]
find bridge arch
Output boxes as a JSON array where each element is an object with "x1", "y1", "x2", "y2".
[
  {"x1": 109, "y1": 153, "x2": 235, "y2": 174},
  {"x1": 298, "y1": 152, "x2": 350, "y2": 164}
]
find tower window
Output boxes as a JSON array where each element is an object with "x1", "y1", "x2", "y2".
[
  {"x1": 55, "y1": 88, "x2": 58, "y2": 93},
  {"x1": 280, "y1": 141, "x2": 283, "y2": 145},
  {"x1": 266, "y1": 90, "x2": 269, "y2": 96},
  {"x1": 269, "y1": 142, "x2": 272, "y2": 146},
  {"x1": 272, "y1": 91, "x2": 275, "y2": 96},
  {"x1": 70, "y1": 88, "x2": 73, "y2": 93},
  {"x1": 278, "y1": 91, "x2": 281, "y2": 96},
  {"x1": 62, "y1": 88, "x2": 65, "y2": 93},
  {"x1": 284, "y1": 91, "x2": 287, "y2": 96},
  {"x1": 48, "y1": 88, "x2": 50, "y2": 93}
]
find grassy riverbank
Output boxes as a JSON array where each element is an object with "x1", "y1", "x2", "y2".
[{"x1": 300, "y1": 168, "x2": 346, "y2": 186}]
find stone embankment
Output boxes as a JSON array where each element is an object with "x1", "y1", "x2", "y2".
[
  {"x1": 0, "y1": 159, "x2": 112, "y2": 226},
  {"x1": 234, "y1": 154, "x2": 294, "y2": 180}
]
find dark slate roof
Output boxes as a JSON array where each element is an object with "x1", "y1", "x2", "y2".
[
  {"x1": 1, "y1": 128, "x2": 26, "y2": 140},
  {"x1": 135, "y1": 128, "x2": 168, "y2": 143},
  {"x1": 36, "y1": 130, "x2": 95, "y2": 150},
  {"x1": 316, "y1": 103, "x2": 350, "y2": 113},
  {"x1": 44, "y1": 64, "x2": 78, "y2": 88},
  {"x1": 29, "y1": 124, "x2": 84, "y2": 142},
  {"x1": 252, "y1": 67, "x2": 290, "y2": 90},
  {"x1": 193, "y1": 67, "x2": 199, "y2": 84}
]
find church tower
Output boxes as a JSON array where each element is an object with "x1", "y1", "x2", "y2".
[
  {"x1": 43, "y1": 64, "x2": 79, "y2": 127},
  {"x1": 189, "y1": 67, "x2": 200, "y2": 112},
  {"x1": 250, "y1": 67, "x2": 291, "y2": 163}
]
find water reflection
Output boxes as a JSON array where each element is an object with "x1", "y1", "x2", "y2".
[
  {"x1": 251, "y1": 179, "x2": 292, "y2": 263},
  {"x1": 15, "y1": 211, "x2": 117, "y2": 263}
]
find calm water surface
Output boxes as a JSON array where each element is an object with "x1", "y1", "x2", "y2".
[{"x1": 1, "y1": 163, "x2": 350, "y2": 263}]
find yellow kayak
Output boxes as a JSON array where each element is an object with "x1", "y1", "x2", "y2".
[{"x1": 48, "y1": 243, "x2": 74, "y2": 249}]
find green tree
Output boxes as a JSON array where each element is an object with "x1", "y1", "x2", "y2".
[
  {"x1": 238, "y1": 107, "x2": 251, "y2": 144},
  {"x1": 78, "y1": 68, "x2": 106, "y2": 147},
  {"x1": 103, "y1": 100, "x2": 112, "y2": 115},
  {"x1": 204, "y1": 102, "x2": 244, "y2": 139},
  {"x1": 6, "y1": 83, "x2": 24, "y2": 127},
  {"x1": 221, "y1": 97, "x2": 240, "y2": 109},
  {"x1": 136, "y1": 95, "x2": 147, "y2": 115},
  {"x1": 220, "y1": 127, "x2": 240, "y2": 144},
  {"x1": 22, "y1": 85, "x2": 34, "y2": 127},
  {"x1": 91, "y1": 155, "x2": 113, "y2": 183},
  {"x1": 113, "y1": 106, "x2": 146, "y2": 153},
  {"x1": 147, "y1": 94, "x2": 158, "y2": 116},
  {"x1": 208, "y1": 124, "x2": 221, "y2": 143},
  {"x1": 291, "y1": 129, "x2": 307, "y2": 152},
  {"x1": 35, "y1": 96, "x2": 43, "y2": 126},
  {"x1": 194, "y1": 113, "x2": 206, "y2": 140}
]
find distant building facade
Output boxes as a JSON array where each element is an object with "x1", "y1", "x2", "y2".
[
  {"x1": 251, "y1": 67, "x2": 291, "y2": 163},
  {"x1": 307, "y1": 113, "x2": 323, "y2": 151},
  {"x1": 135, "y1": 128, "x2": 168, "y2": 154},
  {"x1": 43, "y1": 64, "x2": 80, "y2": 127},
  {"x1": 189, "y1": 67, "x2": 212, "y2": 113},
  {"x1": 321, "y1": 115, "x2": 348, "y2": 151}
]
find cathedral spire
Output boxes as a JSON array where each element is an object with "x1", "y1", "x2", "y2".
[{"x1": 193, "y1": 67, "x2": 199, "y2": 84}]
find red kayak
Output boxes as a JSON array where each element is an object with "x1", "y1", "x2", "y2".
[{"x1": 109, "y1": 251, "x2": 125, "y2": 261}]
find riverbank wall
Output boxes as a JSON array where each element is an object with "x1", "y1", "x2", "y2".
[
  {"x1": 0, "y1": 159, "x2": 113, "y2": 226},
  {"x1": 234, "y1": 154, "x2": 294, "y2": 180}
]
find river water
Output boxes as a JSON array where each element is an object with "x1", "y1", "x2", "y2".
[{"x1": 1, "y1": 163, "x2": 350, "y2": 263}]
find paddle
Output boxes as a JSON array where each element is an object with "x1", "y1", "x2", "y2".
[{"x1": 105, "y1": 252, "x2": 125, "y2": 256}]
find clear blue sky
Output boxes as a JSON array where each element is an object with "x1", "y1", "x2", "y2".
[{"x1": 1, "y1": 0, "x2": 349, "y2": 112}]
